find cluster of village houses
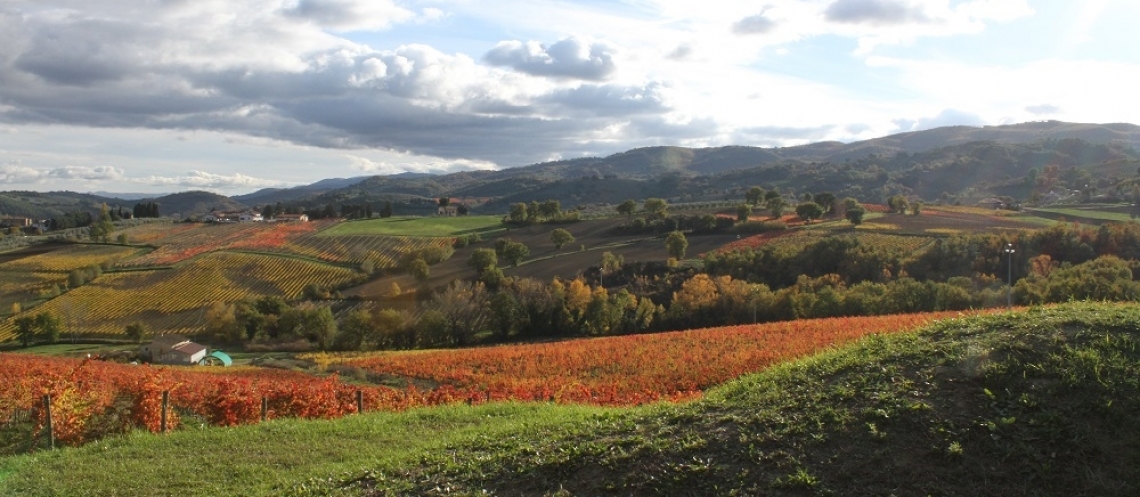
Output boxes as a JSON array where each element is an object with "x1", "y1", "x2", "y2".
[
  {"x1": 201, "y1": 210, "x2": 308, "y2": 223},
  {"x1": 0, "y1": 216, "x2": 48, "y2": 232},
  {"x1": 0, "y1": 209, "x2": 311, "y2": 232}
]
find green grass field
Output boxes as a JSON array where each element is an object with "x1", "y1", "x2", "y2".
[
  {"x1": 317, "y1": 216, "x2": 506, "y2": 237},
  {"x1": 1007, "y1": 213, "x2": 1065, "y2": 227},
  {"x1": 3, "y1": 302, "x2": 1139, "y2": 496},
  {"x1": 0, "y1": 343, "x2": 131, "y2": 355},
  {"x1": 1029, "y1": 206, "x2": 1137, "y2": 222}
]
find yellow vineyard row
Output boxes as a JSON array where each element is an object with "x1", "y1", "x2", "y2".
[
  {"x1": 1, "y1": 244, "x2": 141, "y2": 273},
  {"x1": 0, "y1": 252, "x2": 361, "y2": 340}
]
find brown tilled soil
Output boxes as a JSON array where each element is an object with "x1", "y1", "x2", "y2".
[
  {"x1": 343, "y1": 208, "x2": 1039, "y2": 300},
  {"x1": 343, "y1": 217, "x2": 737, "y2": 299}
]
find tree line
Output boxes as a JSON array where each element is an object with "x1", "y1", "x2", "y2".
[{"x1": 185, "y1": 216, "x2": 1140, "y2": 353}]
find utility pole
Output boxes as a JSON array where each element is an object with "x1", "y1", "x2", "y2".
[{"x1": 1003, "y1": 243, "x2": 1016, "y2": 309}]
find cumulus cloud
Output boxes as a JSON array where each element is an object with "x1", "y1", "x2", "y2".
[
  {"x1": 732, "y1": 14, "x2": 778, "y2": 35},
  {"x1": 0, "y1": 163, "x2": 44, "y2": 184},
  {"x1": 0, "y1": 163, "x2": 125, "y2": 183},
  {"x1": 346, "y1": 154, "x2": 497, "y2": 175},
  {"x1": 280, "y1": 0, "x2": 415, "y2": 31},
  {"x1": 0, "y1": 4, "x2": 634, "y2": 167},
  {"x1": 47, "y1": 165, "x2": 125, "y2": 181},
  {"x1": 825, "y1": 0, "x2": 929, "y2": 25},
  {"x1": 0, "y1": 161, "x2": 280, "y2": 193},
  {"x1": 483, "y1": 38, "x2": 617, "y2": 81},
  {"x1": 139, "y1": 170, "x2": 286, "y2": 190}
]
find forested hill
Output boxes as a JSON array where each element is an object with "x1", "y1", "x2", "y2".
[
  {"x1": 2, "y1": 121, "x2": 1139, "y2": 219},
  {"x1": 292, "y1": 121, "x2": 1140, "y2": 212},
  {"x1": 0, "y1": 190, "x2": 245, "y2": 221}
]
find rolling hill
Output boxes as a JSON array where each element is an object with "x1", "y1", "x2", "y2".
[
  {"x1": 255, "y1": 121, "x2": 1140, "y2": 212},
  {"x1": 1, "y1": 303, "x2": 1137, "y2": 496},
  {"x1": 3, "y1": 121, "x2": 1139, "y2": 220}
]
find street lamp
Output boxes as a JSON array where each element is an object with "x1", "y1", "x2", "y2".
[{"x1": 1003, "y1": 243, "x2": 1015, "y2": 309}]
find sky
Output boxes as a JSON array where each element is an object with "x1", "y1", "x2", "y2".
[{"x1": 1, "y1": 0, "x2": 1138, "y2": 196}]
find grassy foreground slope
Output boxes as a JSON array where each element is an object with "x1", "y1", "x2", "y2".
[{"x1": 3, "y1": 303, "x2": 1139, "y2": 496}]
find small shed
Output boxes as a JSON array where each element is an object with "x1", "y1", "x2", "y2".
[{"x1": 200, "y1": 350, "x2": 233, "y2": 367}]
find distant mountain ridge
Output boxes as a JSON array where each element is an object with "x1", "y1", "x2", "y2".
[
  {"x1": 2, "y1": 121, "x2": 1138, "y2": 218},
  {"x1": 287, "y1": 121, "x2": 1140, "y2": 210}
]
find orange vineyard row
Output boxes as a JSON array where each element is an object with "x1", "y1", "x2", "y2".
[{"x1": 335, "y1": 311, "x2": 982, "y2": 405}]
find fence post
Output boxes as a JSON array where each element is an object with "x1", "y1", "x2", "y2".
[
  {"x1": 261, "y1": 397, "x2": 268, "y2": 422},
  {"x1": 160, "y1": 390, "x2": 169, "y2": 434},
  {"x1": 355, "y1": 390, "x2": 363, "y2": 414},
  {"x1": 43, "y1": 394, "x2": 54, "y2": 450}
]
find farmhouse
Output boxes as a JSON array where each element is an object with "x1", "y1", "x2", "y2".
[
  {"x1": 0, "y1": 216, "x2": 31, "y2": 228},
  {"x1": 161, "y1": 341, "x2": 208, "y2": 365},
  {"x1": 203, "y1": 210, "x2": 263, "y2": 222},
  {"x1": 437, "y1": 205, "x2": 459, "y2": 216},
  {"x1": 275, "y1": 213, "x2": 309, "y2": 222},
  {"x1": 139, "y1": 335, "x2": 209, "y2": 365},
  {"x1": 203, "y1": 210, "x2": 234, "y2": 222},
  {"x1": 977, "y1": 197, "x2": 1007, "y2": 210}
]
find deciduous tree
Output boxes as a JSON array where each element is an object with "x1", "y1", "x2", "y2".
[
  {"x1": 766, "y1": 196, "x2": 787, "y2": 218},
  {"x1": 89, "y1": 204, "x2": 114, "y2": 243},
  {"x1": 435, "y1": 281, "x2": 490, "y2": 346},
  {"x1": 551, "y1": 228, "x2": 575, "y2": 250},
  {"x1": 813, "y1": 192, "x2": 836, "y2": 214},
  {"x1": 508, "y1": 203, "x2": 528, "y2": 223},
  {"x1": 125, "y1": 322, "x2": 147, "y2": 344},
  {"x1": 845, "y1": 205, "x2": 866, "y2": 225},
  {"x1": 643, "y1": 198, "x2": 668, "y2": 218},
  {"x1": 617, "y1": 199, "x2": 637, "y2": 217},
  {"x1": 736, "y1": 203, "x2": 752, "y2": 222},
  {"x1": 795, "y1": 202, "x2": 824, "y2": 223},
  {"x1": 502, "y1": 241, "x2": 530, "y2": 267},
  {"x1": 409, "y1": 258, "x2": 430, "y2": 282},
  {"x1": 468, "y1": 248, "x2": 498, "y2": 276},
  {"x1": 665, "y1": 231, "x2": 688, "y2": 260},
  {"x1": 746, "y1": 187, "x2": 764, "y2": 206}
]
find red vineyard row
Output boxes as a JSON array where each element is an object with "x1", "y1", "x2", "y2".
[{"x1": 1, "y1": 310, "x2": 981, "y2": 447}]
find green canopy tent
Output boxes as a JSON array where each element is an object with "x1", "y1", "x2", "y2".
[{"x1": 199, "y1": 350, "x2": 233, "y2": 367}]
